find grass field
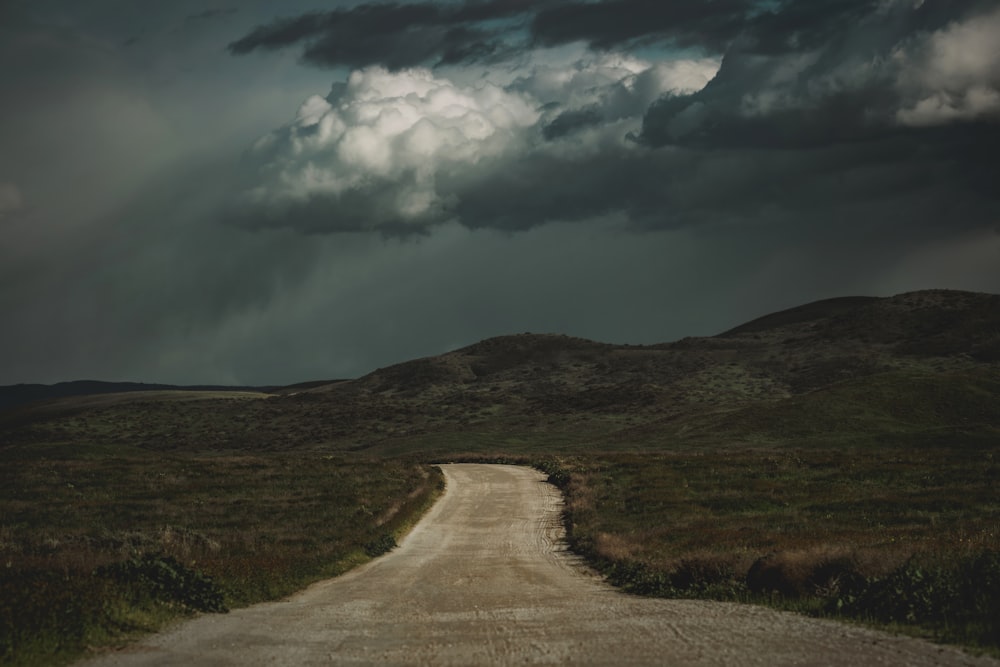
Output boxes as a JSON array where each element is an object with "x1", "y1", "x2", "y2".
[
  {"x1": 467, "y1": 444, "x2": 992, "y2": 656},
  {"x1": 0, "y1": 447, "x2": 442, "y2": 666}
]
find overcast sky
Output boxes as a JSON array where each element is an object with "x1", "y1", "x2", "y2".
[{"x1": 2, "y1": 0, "x2": 999, "y2": 385}]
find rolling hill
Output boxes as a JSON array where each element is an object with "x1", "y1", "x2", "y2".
[{"x1": 2, "y1": 288, "x2": 997, "y2": 455}]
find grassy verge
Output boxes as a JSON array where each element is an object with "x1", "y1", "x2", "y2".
[
  {"x1": 0, "y1": 447, "x2": 442, "y2": 666},
  {"x1": 538, "y1": 448, "x2": 1000, "y2": 655}
]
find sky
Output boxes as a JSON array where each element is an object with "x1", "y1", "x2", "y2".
[{"x1": 1, "y1": 0, "x2": 999, "y2": 386}]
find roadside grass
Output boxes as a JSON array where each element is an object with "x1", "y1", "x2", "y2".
[
  {"x1": 0, "y1": 447, "x2": 442, "y2": 666},
  {"x1": 541, "y1": 446, "x2": 1000, "y2": 655}
]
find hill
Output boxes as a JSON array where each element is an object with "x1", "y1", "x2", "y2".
[{"x1": 2, "y1": 288, "x2": 997, "y2": 454}]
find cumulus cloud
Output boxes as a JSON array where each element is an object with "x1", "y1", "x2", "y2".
[
  {"x1": 230, "y1": 67, "x2": 539, "y2": 232},
  {"x1": 229, "y1": 12, "x2": 1000, "y2": 240},
  {"x1": 230, "y1": 55, "x2": 716, "y2": 233},
  {"x1": 515, "y1": 53, "x2": 720, "y2": 127},
  {"x1": 226, "y1": 0, "x2": 1000, "y2": 246},
  {"x1": 894, "y1": 5, "x2": 1000, "y2": 126},
  {"x1": 638, "y1": 0, "x2": 1000, "y2": 148},
  {"x1": 230, "y1": 1, "x2": 1000, "y2": 149}
]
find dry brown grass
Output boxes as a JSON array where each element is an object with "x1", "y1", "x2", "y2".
[
  {"x1": 555, "y1": 446, "x2": 999, "y2": 588},
  {"x1": 0, "y1": 451, "x2": 443, "y2": 666}
]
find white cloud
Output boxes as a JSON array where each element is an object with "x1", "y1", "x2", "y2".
[
  {"x1": 639, "y1": 58, "x2": 722, "y2": 96},
  {"x1": 895, "y1": 6, "x2": 1000, "y2": 126},
  {"x1": 514, "y1": 52, "x2": 720, "y2": 118},
  {"x1": 643, "y1": 3, "x2": 1000, "y2": 147},
  {"x1": 237, "y1": 66, "x2": 540, "y2": 230},
  {"x1": 234, "y1": 55, "x2": 720, "y2": 233}
]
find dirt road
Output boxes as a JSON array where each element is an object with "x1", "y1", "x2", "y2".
[{"x1": 83, "y1": 464, "x2": 996, "y2": 666}]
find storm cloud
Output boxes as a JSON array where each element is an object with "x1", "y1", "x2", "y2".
[
  {"x1": 3, "y1": 0, "x2": 999, "y2": 387},
  {"x1": 226, "y1": 55, "x2": 719, "y2": 233},
  {"x1": 226, "y1": 0, "x2": 1000, "y2": 242},
  {"x1": 227, "y1": 1, "x2": 542, "y2": 69},
  {"x1": 226, "y1": 0, "x2": 773, "y2": 70},
  {"x1": 638, "y1": 1, "x2": 1000, "y2": 147},
  {"x1": 530, "y1": 0, "x2": 757, "y2": 51}
]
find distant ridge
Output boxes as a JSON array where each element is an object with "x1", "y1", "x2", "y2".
[
  {"x1": 302, "y1": 288, "x2": 1000, "y2": 414},
  {"x1": 1, "y1": 289, "x2": 998, "y2": 453},
  {"x1": 0, "y1": 380, "x2": 272, "y2": 412},
  {"x1": 4, "y1": 289, "x2": 998, "y2": 423}
]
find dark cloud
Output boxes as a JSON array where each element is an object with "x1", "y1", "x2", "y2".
[
  {"x1": 530, "y1": 0, "x2": 754, "y2": 52},
  {"x1": 542, "y1": 106, "x2": 604, "y2": 140},
  {"x1": 531, "y1": 0, "x2": 1000, "y2": 57},
  {"x1": 6, "y1": 0, "x2": 1000, "y2": 388},
  {"x1": 230, "y1": 0, "x2": 1000, "y2": 72},
  {"x1": 735, "y1": 0, "x2": 878, "y2": 55},
  {"x1": 638, "y1": 1, "x2": 1000, "y2": 149},
  {"x1": 228, "y1": 1, "x2": 541, "y2": 69},
  {"x1": 228, "y1": 0, "x2": 865, "y2": 71},
  {"x1": 229, "y1": 0, "x2": 1000, "y2": 241},
  {"x1": 443, "y1": 131, "x2": 1000, "y2": 241},
  {"x1": 228, "y1": 0, "x2": 755, "y2": 70}
]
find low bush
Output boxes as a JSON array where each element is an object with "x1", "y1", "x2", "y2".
[
  {"x1": 833, "y1": 551, "x2": 1000, "y2": 646},
  {"x1": 601, "y1": 557, "x2": 745, "y2": 600},
  {"x1": 97, "y1": 554, "x2": 227, "y2": 613},
  {"x1": 535, "y1": 459, "x2": 571, "y2": 489},
  {"x1": 747, "y1": 549, "x2": 862, "y2": 599},
  {"x1": 363, "y1": 533, "x2": 397, "y2": 558}
]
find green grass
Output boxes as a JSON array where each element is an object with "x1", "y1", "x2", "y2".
[{"x1": 0, "y1": 447, "x2": 442, "y2": 666}]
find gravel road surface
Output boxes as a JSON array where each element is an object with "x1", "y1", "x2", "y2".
[{"x1": 81, "y1": 463, "x2": 998, "y2": 666}]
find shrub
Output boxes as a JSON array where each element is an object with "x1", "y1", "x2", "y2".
[
  {"x1": 832, "y1": 551, "x2": 1000, "y2": 645},
  {"x1": 535, "y1": 459, "x2": 570, "y2": 488},
  {"x1": 601, "y1": 557, "x2": 744, "y2": 599},
  {"x1": 747, "y1": 550, "x2": 862, "y2": 599},
  {"x1": 363, "y1": 533, "x2": 397, "y2": 557},
  {"x1": 98, "y1": 554, "x2": 228, "y2": 613}
]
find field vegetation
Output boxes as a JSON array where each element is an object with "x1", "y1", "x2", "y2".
[
  {"x1": 0, "y1": 448, "x2": 441, "y2": 665},
  {"x1": 539, "y1": 447, "x2": 999, "y2": 652},
  {"x1": 1, "y1": 289, "x2": 999, "y2": 662}
]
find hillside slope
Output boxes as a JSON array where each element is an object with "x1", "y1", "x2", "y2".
[{"x1": 1, "y1": 289, "x2": 997, "y2": 454}]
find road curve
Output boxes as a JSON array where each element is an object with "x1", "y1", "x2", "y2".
[{"x1": 82, "y1": 464, "x2": 996, "y2": 666}]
